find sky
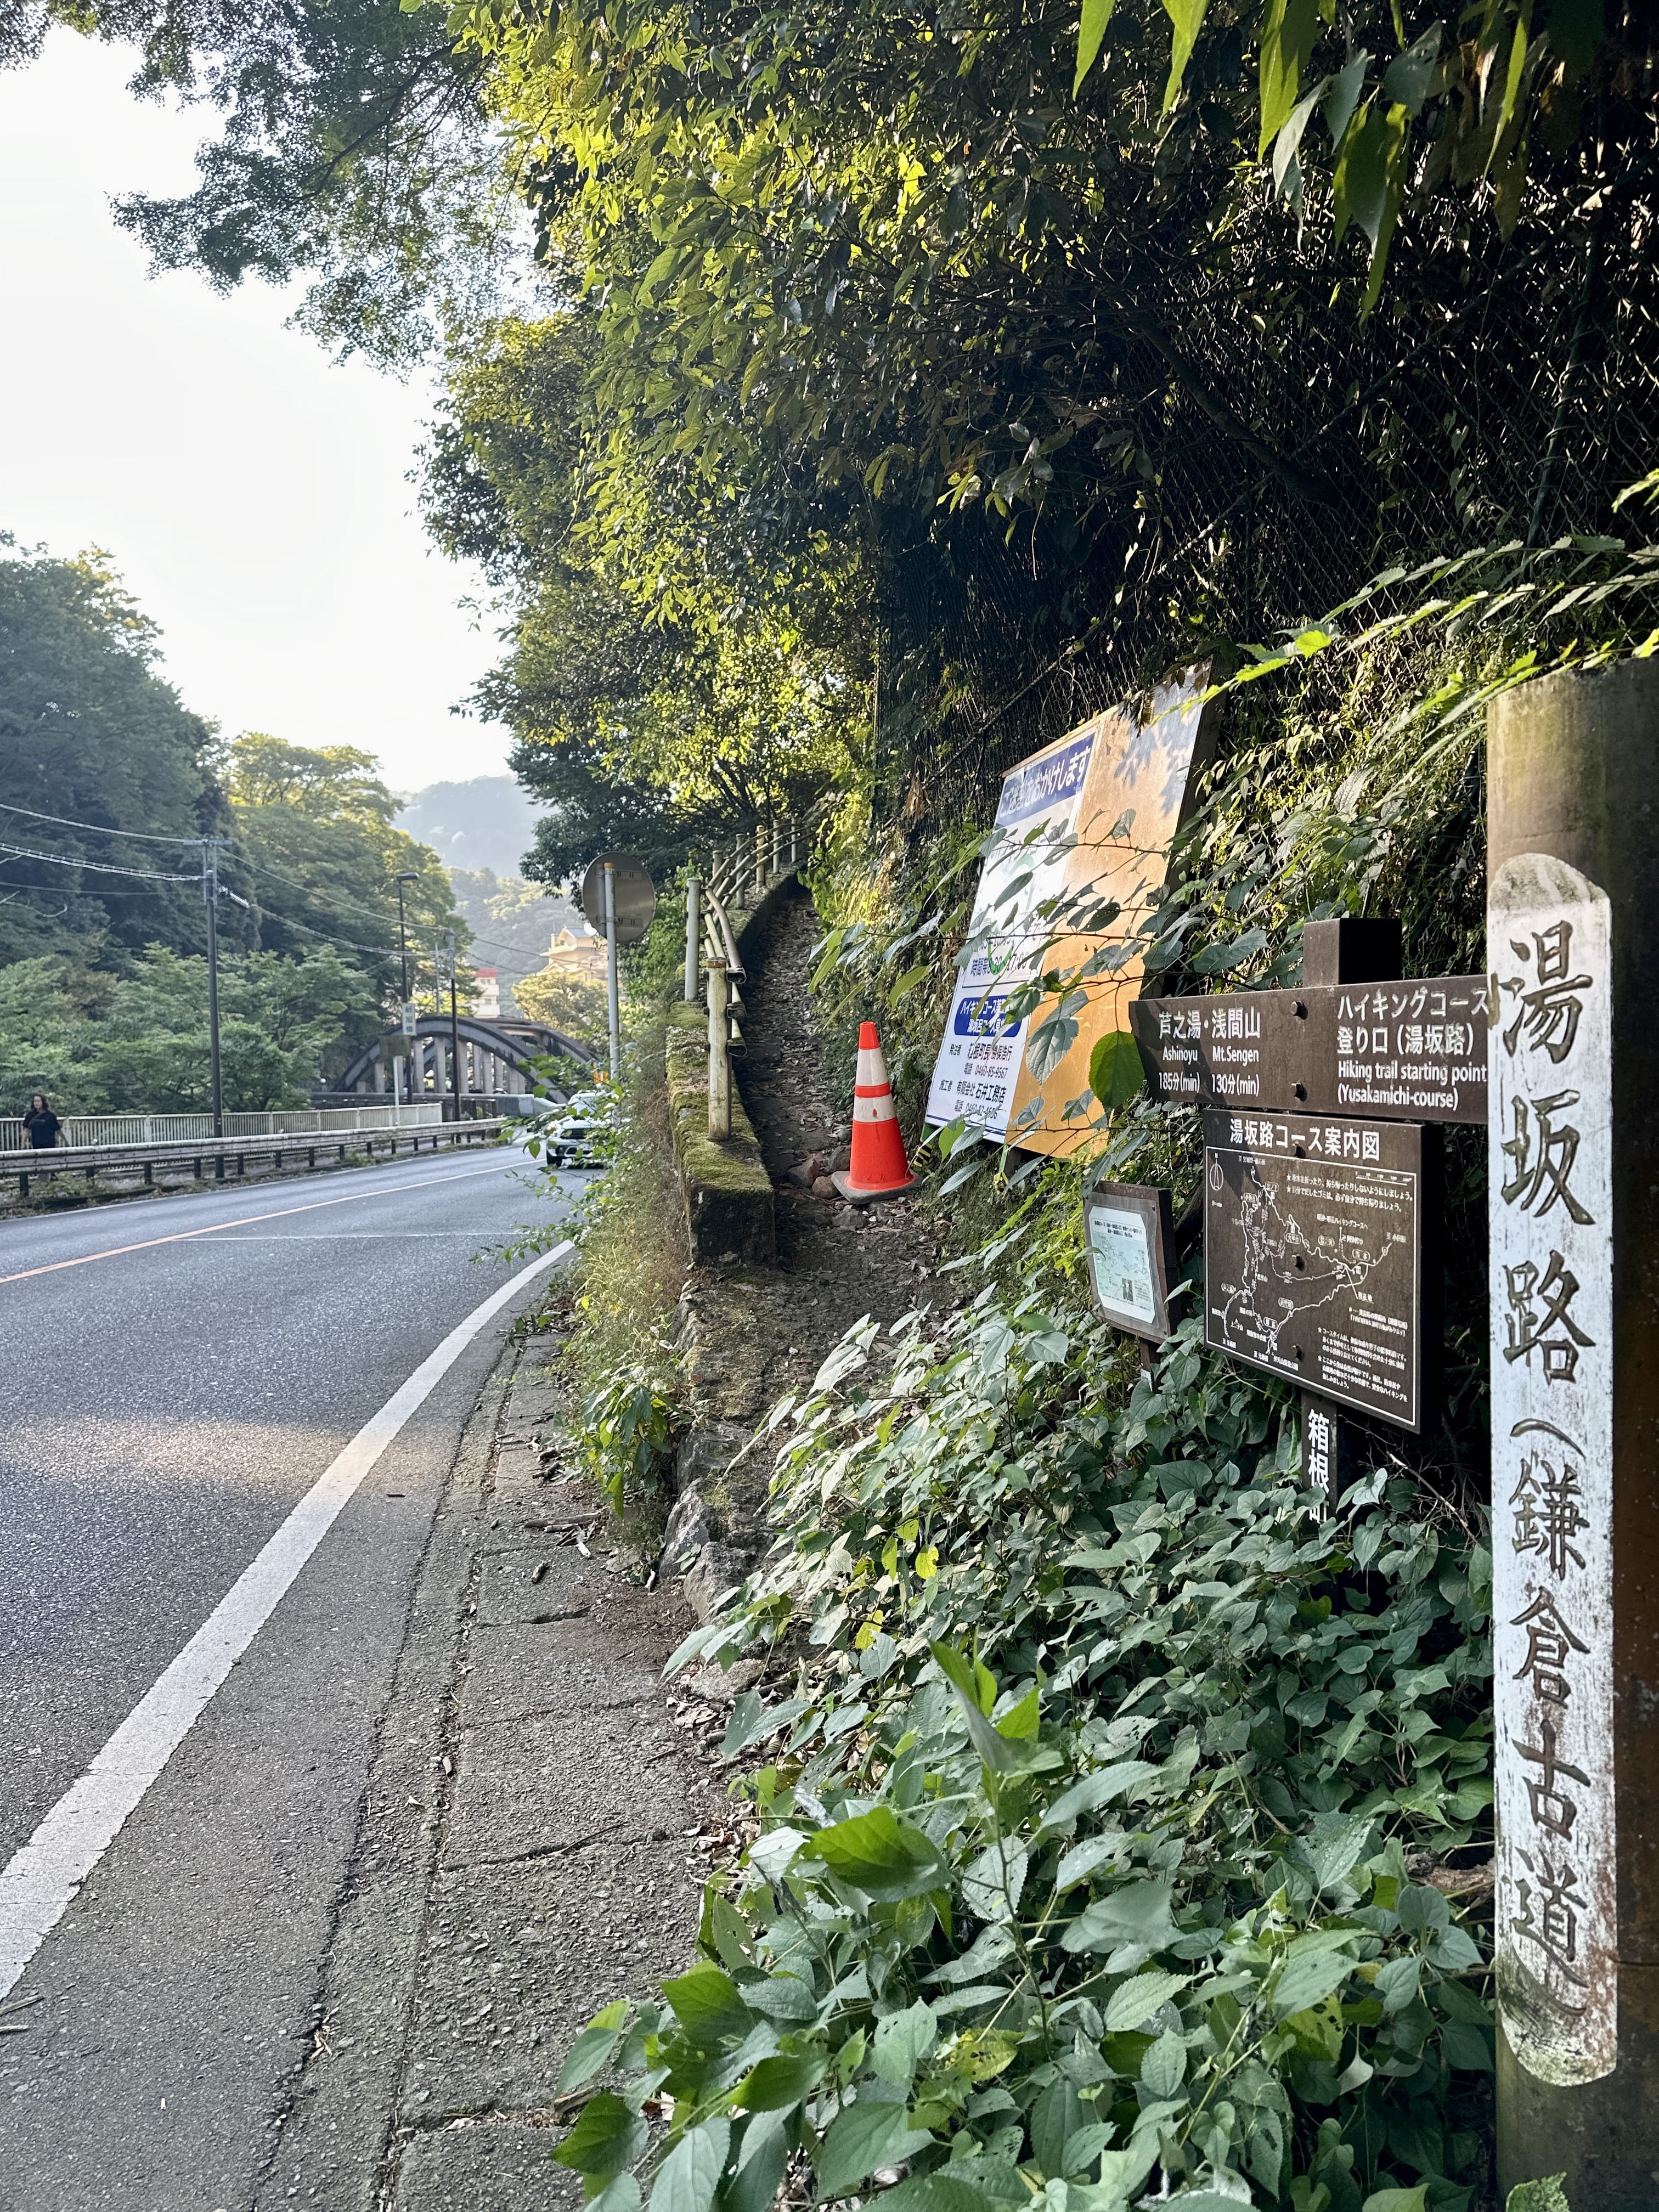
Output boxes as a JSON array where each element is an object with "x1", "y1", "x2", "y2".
[{"x1": 0, "y1": 28, "x2": 513, "y2": 798}]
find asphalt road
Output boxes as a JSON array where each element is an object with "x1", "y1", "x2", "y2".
[{"x1": 0, "y1": 1144, "x2": 583, "y2": 2209}]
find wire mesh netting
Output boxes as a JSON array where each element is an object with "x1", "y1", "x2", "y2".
[{"x1": 880, "y1": 167, "x2": 1659, "y2": 825}]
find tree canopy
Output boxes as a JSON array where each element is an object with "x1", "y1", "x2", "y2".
[
  {"x1": 24, "y1": 0, "x2": 1659, "y2": 856},
  {"x1": 0, "y1": 541, "x2": 231, "y2": 969}
]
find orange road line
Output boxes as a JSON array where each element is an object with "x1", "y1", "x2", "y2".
[{"x1": 0, "y1": 1161, "x2": 514, "y2": 1287}]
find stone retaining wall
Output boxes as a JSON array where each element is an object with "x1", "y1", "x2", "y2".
[{"x1": 662, "y1": 1002, "x2": 775, "y2": 1264}]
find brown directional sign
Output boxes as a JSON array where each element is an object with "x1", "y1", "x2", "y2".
[
  {"x1": 1203, "y1": 1107, "x2": 1440, "y2": 1430},
  {"x1": 1130, "y1": 977, "x2": 1488, "y2": 1125}
]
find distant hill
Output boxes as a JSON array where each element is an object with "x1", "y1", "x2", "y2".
[
  {"x1": 395, "y1": 775, "x2": 545, "y2": 877},
  {"x1": 448, "y1": 868, "x2": 587, "y2": 1017}
]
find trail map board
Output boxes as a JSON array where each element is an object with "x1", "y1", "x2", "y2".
[{"x1": 1202, "y1": 1108, "x2": 1437, "y2": 1430}]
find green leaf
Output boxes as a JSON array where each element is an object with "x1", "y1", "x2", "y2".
[
  {"x1": 1272, "y1": 76, "x2": 1331, "y2": 198},
  {"x1": 1332, "y1": 98, "x2": 1410, "y2": 313},
  {"x1": 1272, "y1": 1944, "x2": 1358, "y2": 2016},
  {"x1": 560, "y1": 2000, "x2": 631, "y2": 2091},
  {"x1": 1161, "y1": 0, "x2": 1210, "y2": 110},
  {"x1": 803, "y1": 1807, "x2": 948, "y2": 1900},
  {"x1": 1381, "y1": 23, "x2": 1441, "y2": 114},
  {"x1": 1259, "y1": 0, "x2": 1321, "y2": 153},
  {"x1": 1026, "y1": 1004, "x2": 1081, "y2": 1081},
  {"x1": 1376, "y1": 1955, "x2": 1421, "y2": 2013},
  {"x1": 962, "y1": 1839, "x2": 1029, "y2": 1922},
  {"x1": 1060, "y1": 1878, "x2": 1178, "y2": 1956},
  {"x1": 1441, "y1": 2021, "x2": 1496, "y2": 2073},
  {"x1": 735, "y1": 1970, "x2": 820, "y2": 2021},
  {"x1": 1274, "y1": 1938, "x2": 1362, "y2": 2026},
  {"x1": 722, "y1": 1693, "x2": 810, "y2": 1760},
  {"x1": 1060, "y1": 2121, "x2": 1116, "y2": 2177},
  {"x1": 1041, "y1": 1761, "x2": 1161, "y2": 1844},
  {"x1": 1324, "y1": 53, "x2": 1372, "y2": 151},
  {"x1": 589, "y1": 2178, "x2": 644, "y2": 2212},
  {"x1": 1103, "y1": 1970, "x2": 1188, "y2": 2030},
  {"x1": 721, "y1": 1691, "x2": 764, "y2": 1759},
  {"x1": 1506, "y1": 2180, "x2": 1571, "y2": 2212},
  {"x1": 1187, "y1": 927, "x2": 1268, "y2": 975},
  {"x1": 726, "y1": 2113, "x2": 791, "y2": 2212},
  {"x1": 862, "y1": 2175, "x2": 1002, "y2": 2212},
  {"x1": 651, "y1": 2119, "x2": 730, "y2": 2212},
  {"x1": 738, "y1": 2051, "x2": 826, "y2": 2109},
  {"x1": 816, "y1": 2098, "x2": 933, "y2": 2195},
  {"x1": 1362, "y1": 2191, "x2": 1429, "y2": 2212},
  {"x1": 997, "y1": 1685, "x2": 1040, "y2": 1740},
  {"x1": 1305, "y1": 1809, "x2": 1377, "y2": 1892},
  {"x1": 662, "y1": 1965, "x2": 753, "y2": 2048},
  {"x1": 1030, "y1": 2078, "x2": 1084, "y2": 2176},
  {"x1": 873, "y1": 2000, "x2": 939, "y2": 2085},
  {"x1": 1074, "y1": 0, "x2": 1119, "y2": 92},
  {"x1": 555, "y1": 2092, "x2": 649, "y2": 2177},
  {"x1": 1139, "y1": 2027, "x2": 1187, "y2": 2099},
  {"x1": 1396, "y1": 1883, "x2": 1451, "y2": 1932},
  {"x1": 930, "y1": 1642, "x2": 1036, "y2": 1775},
  {"x1": 1087, "y1": 1030, "x2": 1146, "y2": 1111}
]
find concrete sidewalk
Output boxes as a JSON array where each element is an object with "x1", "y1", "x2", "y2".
[{"x1": 263, "y1": 1325, "x2": 724, "y2": 2211}]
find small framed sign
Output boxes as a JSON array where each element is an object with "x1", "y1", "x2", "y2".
[{"x1": 1083, "y1": 1183, "x2": 1177, "y2": 1341}]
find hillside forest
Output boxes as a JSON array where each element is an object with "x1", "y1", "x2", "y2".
[{"x1": 0, "y1": 540, "x2": 471, "y2": 1113}]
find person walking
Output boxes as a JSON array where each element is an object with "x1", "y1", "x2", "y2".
[{"x1": 22, "y1": 1094, "x2": 63, "y2": 1148}]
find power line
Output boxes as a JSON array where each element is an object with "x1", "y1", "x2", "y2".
[
  {"x1": 0, "y1": 795, "x2": 556, "y2": 963},
  {"x1": 0, "y1": 840, "x2": 199, "y2": 882},
  {"x1": 0, "y1": 874, "x2": 185, "y2": 901},
  {"x1": 0, "y1": 798, "x2": 210, "y2": 846}
]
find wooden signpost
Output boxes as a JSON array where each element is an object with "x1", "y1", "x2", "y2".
[{"x1": 1485, "y1": 661, "x2": 1659, "y2": 2207}]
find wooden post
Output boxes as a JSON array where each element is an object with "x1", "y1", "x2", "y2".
[
  {"x1": 684, "y1": 874, "x2": 702, "y2": 1003},
  {"x1": 707, "y1": 963, "x2": 731, "y2": 1140},
  {"x1": 1488, "y1": 659, "x2": 1659, "y2": 2203}
]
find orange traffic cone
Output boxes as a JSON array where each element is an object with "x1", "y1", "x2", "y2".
[{"x1": 831, "y1": 1022, "x2": 917, "y2": 1203}]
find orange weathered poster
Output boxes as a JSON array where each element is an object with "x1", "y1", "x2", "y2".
[{"x1": 924, "y1": 668, "x2": 1215, "y2": 1158}]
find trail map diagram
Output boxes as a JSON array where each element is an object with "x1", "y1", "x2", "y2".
[{"x1": 1203, "y1": 1111, "x2": 1426, "y2": 1428}]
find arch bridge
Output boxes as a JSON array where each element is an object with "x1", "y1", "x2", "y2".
[{"x1": 316, "y1": 1014, "x2": 597, "y2": 1111}]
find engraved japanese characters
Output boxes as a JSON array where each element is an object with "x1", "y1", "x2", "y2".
[{"x1": 1488, "y1": 853, "x2": 1616, "y2": 2087}]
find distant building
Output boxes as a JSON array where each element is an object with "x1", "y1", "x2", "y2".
[
  {"x1": 542, "y1": 927, "x2": 606, "y2": 980},
  {"x1": 472, "y1": 967, "x2": 500, "y2": 1019}
]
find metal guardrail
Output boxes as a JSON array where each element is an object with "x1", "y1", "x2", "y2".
[
  {"x1": 1, "y1": 1117, "x2": 508, "y2": 1198},
  {"x1": 686, "y1": 802, "x2": 838, "y2": 1142},
  {"x1": 703, "y1": 800, "x2": 831, "y2": 916},
  {"x1": 0, "y1": 1104, "x2": 448, "y2": 1152}
]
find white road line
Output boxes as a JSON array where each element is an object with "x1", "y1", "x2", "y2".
[{"x1": 0, "y1": 1237, "x2": 575, "y2": 2001}]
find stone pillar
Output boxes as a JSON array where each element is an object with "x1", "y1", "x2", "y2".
[
  {"x1": 371, "y1": 1048, "x2": 385, "y2": 1096},
  {"x1": 1488, "y1": 659, "x2": 1659, "y2": 2205}
]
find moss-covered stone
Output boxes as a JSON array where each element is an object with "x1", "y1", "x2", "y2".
[{"x1": 662, "y1": 1000, "x2": 775, "y2": 1262}]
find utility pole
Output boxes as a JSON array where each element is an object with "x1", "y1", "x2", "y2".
[
  {"x1": 445, "y1": 929, "x2": 464, "y2": 1123},
  {"x1": 395, "y1": 870, "x2": 419, "y2": 1105},
  {"x1": 199, "y1": 838, "x2": 230, "y2": 1138},
  {"x1": 602, "y1": 859, "x2": 620, "y2": 1082}
]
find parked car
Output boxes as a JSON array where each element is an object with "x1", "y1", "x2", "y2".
[{"x1": 538, "y1": 1114, "x2": 601, "y2": 1169}]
